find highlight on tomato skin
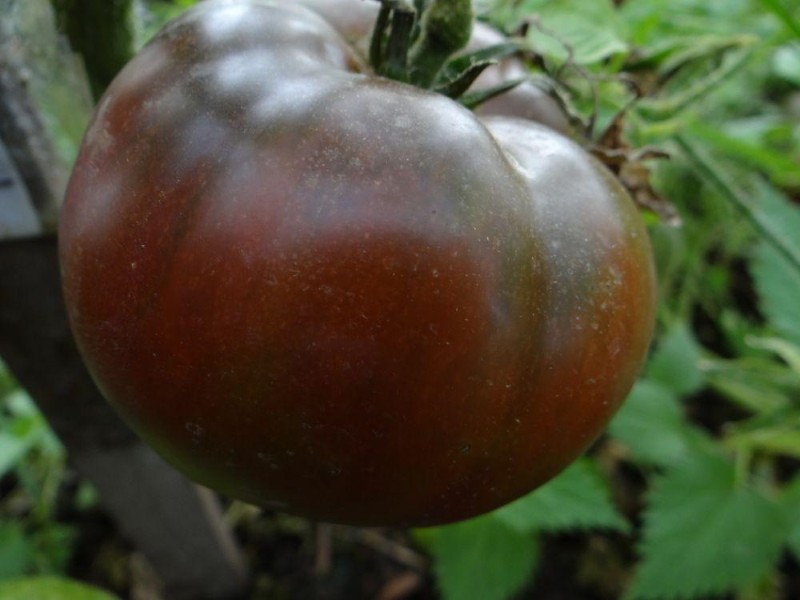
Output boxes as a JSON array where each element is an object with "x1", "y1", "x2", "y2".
[{"x1": 58, "y1": 0, "x2": 656, "y2": 527}]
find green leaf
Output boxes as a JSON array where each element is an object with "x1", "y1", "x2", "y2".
[
  {"x1": 0, "y1": 362, "x2": 16, "y2": 397},
  {"x1": 677, "y1": 138, "x2": 800, "y2": 285},
  {"x1": 608, "y1": 380, "x2": 707, "y2": 467},
  {"x1": 0, "y1": 524, "x2": 35, "y2": 581},
  {"x1": 657, "y1": 34, "x2": 758, "y2": 78},
  {"x1": 781, "y1": 475, "x2": 800, "y2": 562},
  {"x1": 626, "y1": 453, "x2": 787, "y2": 600},
  {"x1": 0, "y1": 577, "x2": 117, "y2": 600},
  {"x1": 686, "y1": 119, "x2": 800, "y2": 189},
  {"x1": 727, "y1": 424, "x2": 800, "y2": 459},
  {"x1": 0, "y1": 434, "x2": 35, "y2": 481},
  {"x1": 746, "y1": 336, "x2": 800, "y2": 373},
  {"x1": 759, "y1": 0, "x2": 800, "y2": 39},
  {"x1": 426, "y1": 515, "x2": 538, "y2": 600},
  {"x1": 4, "y1": 390, "x2": 40, "y2": 419},
  {"x1": 618, "y1": 0, "x2": 777, "y2": 42},
  {"x1": 639, "y1": 47, "x2": 754, "y2": 120},
  {"x1": 436, "y1": 42, "x2": 522, "y2": 100},
  {"x1": 494, "y1": 458, "x2": 628, "y2": 534},
  {"x1": 459, "y1": 79, "x2": 526, "y2": 110},
  {"x1": 441, "y1": 41, "x2": 522, "y2": 83},
  {"x1": 524, "y1": 2, "x2": 629, "y2": 64},
  {"x1": 31, "y1": 525, "x2": 76, "y2": 575},
  {"x1": 773, "y1": 45, "x2": 800, "y2": 85},
  {"x1": 435, "y1": 60, "x2": 496, "y2": 99},
  {"x1": 645, "y1": 325, "x2": 705, "y2": 396},
  {"x1": 0, "y1": 393, "x2": 49, "y2": 479},
  {"x1": 702, "y1": 356, "x2": 798, "y2": 413},
  {"x1": 752, "y1": 222, "x2": 800, "y2": 348},
  {"x1": 748, "y1": 181, "x2": 800, "y2": 271},
  {"x1": 756, "y1": 249, "x2": 800, "y2": 345}
]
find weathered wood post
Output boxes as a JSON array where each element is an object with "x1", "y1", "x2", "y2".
[{"x1": 0, "y1": 1, "x2": 249, "y2": 597}]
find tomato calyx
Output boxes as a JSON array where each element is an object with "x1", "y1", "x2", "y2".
[
  {"x1": 369, "y1": 0, "x2": 525, "y2": 106},
  {"x1": 437, "y1": 42, "x2": 527, "y2": 108},
  {"x1": 370, "y1": 0, "x2": 473, "y2": 85}
]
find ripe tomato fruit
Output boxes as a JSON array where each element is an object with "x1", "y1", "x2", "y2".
[{"x1": 59, "y1": 0, "x2": 656, "y2": 526}]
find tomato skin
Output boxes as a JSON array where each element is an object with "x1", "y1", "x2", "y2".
[
  {"x1": 294, "y1": 0, "x2": 378, "y2": 46},
  {"x1": 59, "y1": 1, "x2": 655, "y2": 526}
]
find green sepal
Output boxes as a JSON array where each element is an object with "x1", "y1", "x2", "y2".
[
  {"x1": 436, "y1": 41, "x2": 522, "y2": 85},
  {"x1": 459, "y1": 78, "x2": 526, "y2": 110},
  {"x1": 435, "y1": 61, "x2": 495, "y2": 99},
  {"x1": 434, "y1": 41, "x2": 524, "y2": 101}
]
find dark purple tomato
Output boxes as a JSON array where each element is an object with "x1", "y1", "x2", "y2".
[{"x1": 59, "y1": 0, "x2": 655, "y2": 526}]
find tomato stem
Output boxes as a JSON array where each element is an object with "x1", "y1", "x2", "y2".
[
  {"x1": 384, "y1": 10, "x2": 416, "y2": 81},
  {"x1": 370, "y1": 0, "x2": 473, "y2": 89},
  {"x1": 369, "y1": 5, "x2": 392, "y2": 71}
]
